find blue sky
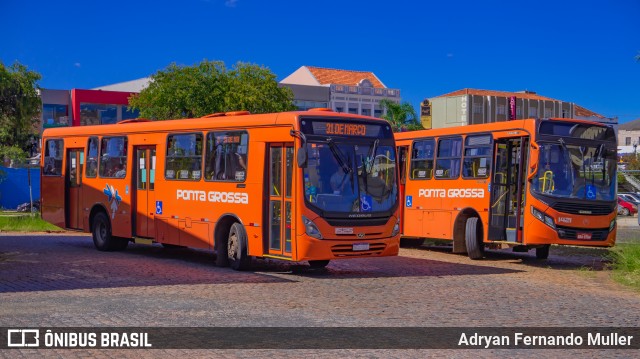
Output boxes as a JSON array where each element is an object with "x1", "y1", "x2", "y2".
[{"x1": 2, "y1": 0, "x2": 639, "y2": 123}]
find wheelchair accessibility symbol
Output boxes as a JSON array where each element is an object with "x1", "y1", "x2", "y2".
[
  {"x1": 406, "y1": 195, "x2": 413, "y2": 208},
  {"x1": 360, "y1": 195, "x2": 372, "y2": 212},
  {"x1": 586, "y1": 185, "x2": 596, "y2": 200},
  {"x1": 156, "y1": 201, "x2": 163, "y2": 215}
]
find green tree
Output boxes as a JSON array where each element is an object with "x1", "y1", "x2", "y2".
[
  {"x1": 0, "y1": 61, "x2": 41, "y2": 161},
  {"x1": 129, "y1": 60, "x2": 295, "y2": 120},
  {"x1": 379, "y1": 98, "x2": 422, "y2": 132}
]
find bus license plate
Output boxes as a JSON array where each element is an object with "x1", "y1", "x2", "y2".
[
  {"x1": 577, "y1": 232, "x2": 592, "y2": 240},
  {"x1": 353, "y1": 243, "x2": 369, "y2": 251}
]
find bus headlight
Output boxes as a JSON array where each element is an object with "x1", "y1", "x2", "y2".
[
  {"x1": 391, "y1": 218, "x2": 400, "y2": 237},
  {"x1": 302, "y1": 215, "x2": 323, "y2": 239},
  {"x1": 531, "y1": 206, "x2": 556, "y2": 229},
  {"x1": 609, "y1": 219, "x2": 616, "y2": 232}
]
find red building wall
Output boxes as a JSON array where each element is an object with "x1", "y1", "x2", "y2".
[{"x1": 71, "y1": 89, "x2": 135, "y2": 126}]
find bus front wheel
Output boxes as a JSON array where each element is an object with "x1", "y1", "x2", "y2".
[
  {"x1": 92, "y1": 212, "x2": 128, "y2": 251},
  {"x1": 536, "y1": 244, "x2": 550, "y2": 260},
  {"x1": 465, "y1": 217, "x2": 484, "y2": 260},
  {"x1": 228, "y1": 222, "x2": 251, "y2": 271}
]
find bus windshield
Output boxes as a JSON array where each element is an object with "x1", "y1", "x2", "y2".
[
  {"x1": 303, "y1": 141, "x2": 397, "y2": 213},
  {"x1": 532, "y1": 142, "x2": 616, "y2": 201}
]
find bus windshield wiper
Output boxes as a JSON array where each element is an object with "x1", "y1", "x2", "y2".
[
  {"x1": 366, "y1": 139, "x2": 379, "y2": 175},
  {"x1": 328, "y1": 139, "x2": 351, "y2": 174}
]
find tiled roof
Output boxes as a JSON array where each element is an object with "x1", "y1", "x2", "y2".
[
  {"x1": 305, "y1": 66, "x2": 385, "y2": 88},
  {"x1": 619, "y1": 118, "x2": 640, "y2": 131},
  {"x1": 437, "y1": 88, "x2": 557, "y2": 101},
  {"x1": 574, "y1": 105, "x2": 604, "y2": 118}
]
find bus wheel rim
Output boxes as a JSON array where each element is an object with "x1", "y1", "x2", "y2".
[{"x1": 229, "y1": 230, "x2": 238, "y2": 259}]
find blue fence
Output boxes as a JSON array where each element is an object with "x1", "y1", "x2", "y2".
[{"x1": 0, "y1": 166, "x2": 41, "y2": 210}]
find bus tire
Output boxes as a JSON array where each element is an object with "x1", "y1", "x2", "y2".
[
  {"x1": 536, "y1": 244, "x2": 550, "y2": 260},
  {"x1": 92, "y1": 212, "x2": 127, "y2": 251},
  {"x1": 309, "y1": 260, "x2": 330, "y2": 269},
  {"x1": 228, "y1": 222, "x2": 251, "y2": 271},
  {"x1": 465, "y1": 217, "x2": 484, "y2": 260}
]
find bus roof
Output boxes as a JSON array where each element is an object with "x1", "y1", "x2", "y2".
[
  {"x1": 42, "y1": 109, "x2": 391, "y2": 138},
  {"x1": 394, "y1": 118, "x2": 611, "y2": 141}
]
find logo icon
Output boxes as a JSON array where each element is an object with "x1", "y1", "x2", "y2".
[
  {"x1": 156, "y1": 201, "x2": 163, "y2": 215},
  {"x1": 7, "y1": 329, "x2": 39, "y2": 347},
  {"x1": 103, "y1": 184, "x2": 122, "y2": 219}
]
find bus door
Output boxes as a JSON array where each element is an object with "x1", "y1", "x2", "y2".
[
  {"x1": 489, "y1": 137, "x2": 529, "y2": 242},
  {"x1": 397, "y1": 146, "x2": 409, "y2": 232},
  {"x1": 134, "y1": 146, "x2": 156, "y2": 238},
  {"x1": 65, "y1": 148, "x2": 84, "y2": 229},
  {"x1": 267, "y1": 144, "x2": 294, "y2": 257}
]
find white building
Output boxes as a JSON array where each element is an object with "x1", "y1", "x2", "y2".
[{"x1": 280, "y1": 66, "x2": 400, "y2": 117}]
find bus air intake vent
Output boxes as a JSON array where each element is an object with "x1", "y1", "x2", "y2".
[
  {"x1": 331, "y1": 243, "x2": 386, "y2": 257},
  {"x1": 551, "y1": 202, "x2": 613, "y2": 216}
]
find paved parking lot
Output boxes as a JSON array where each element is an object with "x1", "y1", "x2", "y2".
[{"x1": 0, "y1": 229, "x2": 639, "y2": 357}]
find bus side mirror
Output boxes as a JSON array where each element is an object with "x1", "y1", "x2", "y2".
[
  {"x1": 297, "y1": 146, "x2": 308, "y2": 168},
  {"x1": 527, "y1": 162, "x2": 538, "y2": 181}
]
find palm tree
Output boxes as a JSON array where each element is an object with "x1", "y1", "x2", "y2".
[{"x1": 379, "y1": 99, "x2": 423, "y2": 132}]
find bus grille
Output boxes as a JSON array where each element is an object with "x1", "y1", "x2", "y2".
[
  {"x1": 331, "y1": 243, "x2": 386, "y2": 257},
  {"x1": 556, "y1": 226, "x2": 609, "y2": 241},
  {"x1": 551, "y1": 202, "x2": 613, "y2": 216}
]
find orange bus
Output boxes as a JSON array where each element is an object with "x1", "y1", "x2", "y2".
[
  {"x1": 395, "y1": 118, "x2": 617, "y2": 259},
  {"x1": 41, "y1": 109, "x2": 400, "y2": 270}
]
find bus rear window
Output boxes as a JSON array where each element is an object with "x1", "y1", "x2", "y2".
[
  {"x1": 99, "y1": 136, "x2": 128, "y2": 178},
  {"x1": 43, "y1": 139, "x2": 63, "y2": 176}
]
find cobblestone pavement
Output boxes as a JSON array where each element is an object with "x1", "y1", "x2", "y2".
[{"x1": 0, "y1": 232, "x2": 638, "y2": 358}]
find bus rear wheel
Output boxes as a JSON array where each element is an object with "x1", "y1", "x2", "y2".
[
  {"x1": 465, "y1": 217, "x2": 484, "y2": 260},
  {"x1": 228, "y1": 222, "x2": 251, "y2": 271},
  {"x1": 308, "y1": 260, "x2": 330, "y2": 269},
  {"x1": 536, "y1": 244, "x2": 550, "y2": 260},
  {"x1": 92, "y1": 212, "x2": 128, "y2": 251}
]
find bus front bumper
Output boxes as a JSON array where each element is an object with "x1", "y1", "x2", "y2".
[
  {"x1": 523, "y1": 218, "x2": 616, "y2": 247},
  {"x1": 295, "y1": 235, "x2": 400, "y2": 262}
]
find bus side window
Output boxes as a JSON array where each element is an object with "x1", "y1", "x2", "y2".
[
  {"x1": 410, "y1": 139, "x2": 435, "y2": 180},
  {"x1": 43, "y1": 139, "x2": 63, "y2": 176},
  {"x1": 86, "y1": 136, "x2": 99, "y2": 178},
  {"x1": 165, "y1": 133, "x2": 203, "y2": 181},
  {"x1": 462, "y1": 135, "x2": 492, "y2": 179},
  {"x1": 204, "y1": 131, "x2": 248, "y2": 182},
  {"x1": 99, "y1": 136, "x2": 128, "y2": 178},
  {"x1": 435, "y1": 137, "x2": 462, "y2": 179}
]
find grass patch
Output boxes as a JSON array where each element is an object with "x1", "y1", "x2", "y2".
[
  {"x1": 608, "y1": 243, "x2": 640, "y2": 290},
  {"x1": 0, "y1": 214, "x2": 62, "y2": 232}
]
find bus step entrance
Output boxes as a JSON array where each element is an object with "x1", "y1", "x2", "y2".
[
  {"x1": 505, "y1": 228, "x2": 517, "y2": 242},
  {"x1": 134, "y1": 237, "x2": 154, "y2": 245}
]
